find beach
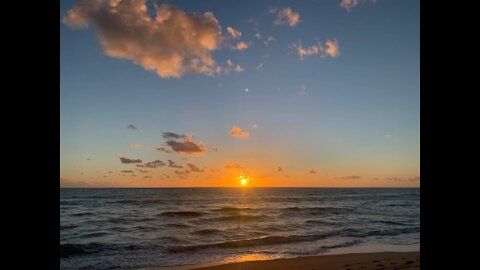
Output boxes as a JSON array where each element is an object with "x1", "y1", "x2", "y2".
[{"x1": 190, "y1": 252, "x2": 420, "y2": 270}]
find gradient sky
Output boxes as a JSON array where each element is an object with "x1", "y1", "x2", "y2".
[{"x1": 60, "y1": 0, "x2": 419, "y2": 188}]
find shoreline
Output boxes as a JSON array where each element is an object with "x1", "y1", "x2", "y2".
[{"x1": 139, "y1": 250, "x2": 420, "y2": 270}]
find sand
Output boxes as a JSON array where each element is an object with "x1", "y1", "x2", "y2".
[{"x1": 189, "y1": 252, "x2": 420, "y2": 270}]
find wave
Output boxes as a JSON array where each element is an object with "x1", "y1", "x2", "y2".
[
  {"x1": 168, "y1": 234, "x2": 331, "y2": 253},
  {"x1": 160, "y1": 211, "x2": 205, "y2": 217},
  {"x1": 213, "y1": 207, "x2": 252, "y2": 212},
  {"x1": 213, "y1": 214, "x2": 263, "y2": 222},
  {"x1": 192, "y1": 229, "x2": 222, "y2": 235}
]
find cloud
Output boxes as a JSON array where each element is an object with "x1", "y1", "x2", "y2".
[
  {"x1": 251, "y1": 123, "x2": 259, "y2": 129},
  {"x1": 387, "y1": 177, "x2": 402, "y2": 182},
  {"x1": 270, "y1": 7, "x2": 300, "y2": 27},
  {"x1": 225, "y1": 163, "x2": 244, "y2": 170},
  {"x1": 162, "y1": 132, "x2": 186, "y2": 140},
  {"x1": 278, "y1": 166, "x2": 283, "y2": 172},
  {"x1": 64, "y1": 1, "x2": 225, "y2": 78},
  {"x1": 409, "y1": 176, "x2": 420, "y2": 182},
  {"x1": 156, "y1": 146, "x2": 173, "y2": 153},
  {"x1": 226, "y1": 26, "x2": 242, "y2": 39},
  {"x1": 290, "y1": 39, "x2": 340, "y2": 60},
  {"x1": 255, "y1": 32, "x2": 261, "y2": 39},
  {"x1": 135, "y1": 168, "x2": 149, "y2": 174},
  {"x1": 137, "y1": 160, "x2": 165, "y2": 168},
  {"x1": 299, "y1": 85, "x2": 307, "y2": 96},
  {"x1": 230, "y1": 126, "x2": 250, "y2": 138},
  {"x1": 223, "y1": 59, "x2": 244, "y2": 74},
  {"x1": 165, "y1": 140, "x2": 207, "y2": 154},
  {"x1": 264, "y1": 36, "x2": 275, "y2": 46},
  {"x1": 119, "y1": 156, "x2": 142, "y2": 164},
  {"x1": 161, "y1": 132, "x2": 208, "y2": 155},
  {"x1": 129, "y1": 143, "x2": 142, "y2": 148},
  {"x1": 340, "y1": 175, "x2": 362, "y2": 179},
  {"x1": 174, "y1": 169, "x2": 190, "y2": 176},
  {"x1": 168, "y1": 160, "x2": 183, "y2": 168},
  {"x1": 255, "y1": 62, "x2": 263, "y2": 71},
  {"x1": 121, "y1": 170, "x2": 134, "y2": 173},
  {"x1": 325, "y1": 39, "x2": 340, "y2": 57},
  {"x1": 210, "y1": 147, "x2": 219, "y2": 152},
  {"x1": 230, "y1": 41, "x2": 248, "y2": 51},
  {"x1": 127, "y1": 124, "x2": 137, "y2": 130},
  {"x1": 340, "y1": 0, "x2": 376, "y2": 11},
  {"x1": 309, "y1": 170, "x2": 317, "y2": 174},
  {"x1": 186, "y1": 163, "x2": 204, "y2": 173}
]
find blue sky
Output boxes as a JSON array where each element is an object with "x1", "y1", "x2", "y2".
[{"x1": 60, "y1": 0, "x2": 419, "y2": 187}]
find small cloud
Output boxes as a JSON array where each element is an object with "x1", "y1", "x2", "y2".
[
  {"x1": 225, "y1": 163, "x2": 244, "y2": 170},
  {"x1": 144, "y1": 175, "x2": 152, "y2": 179},
  {"x1": 186, "y1": 163, "x2": 204, "y2": 173},
  {"x1": 254, "y1": 32, "x2": 261, "y2": 39},
  {"x1": 137, "y1": 160, "x2": 165, "y2": 168},
  {"x1": 230, "y1": 126, "x2": 250, "y2": 138},
  {"x1": 230, "y1": 41, "x2": 249, "y2": 51},
  {"x1": 251, "y1": 123, "x2": 259, "y2": 129},
  {"x1": 127, "y1": 124, "x2": 137, "y2": 130},
  {"x1": 156, "y1": 146, "x2": 173, "y2": 153},
  {"x1": 339, "y1": 175, "x2": 361, "y2": 179},
  {"x1": 387, "y1": 177, "x2": 402, "y2": 182},
  {"x1": 270, "y1": 7, "x2": 300, "y2": 27},
  {"x1": 278, "y1": 166, "x2": 283, "y2": 172},
  {"x1": 136, "y1": 168, "x2": 149, "y2": 174},
  {"x1": 340, "y1": 0, "x2": 376, "y2": 11},
  {"x1": 119, "y1": 156, "x2": 142, "y2": 164},
  {"x1": 264, "y1": 36, "x2": 275, "y2": 46},
  {"x1": 162, "y1": 132, "x2": 186, "y2": 140},
  {"x1": 223, "y1": 59, "x2": 245, "y2": 74},
  {"x1": 174, "y1": 169, "x2": 190, "y2": 177},
  {"x1": 129, "y1": 143, "x2": 142, "y2": 148},
  {"x1": 409, "y1": 176, "x2": 420, "y2": 182},
  {"x1": 121, "y1": 170, "x2": 134, "y2": 173},
  {"x1": 299, "y1": 85, "x2": 307, "y2": 96},
  {"x1": 309, "y1": 170, "x2": 317, "y2": 174},
  {"x1": 168, "y1": 160, "x2": 183, "y2": 168},
  {"x1": 226, "y1": 26, "x2": 242, "y2": 39},
  {"x1": 325, "y1": 39, "x2": 340, "y2": 57},
  {"x1": 211, "y1": 147, "x2": 219, "y2": 152},
  {"x1": 290, "y1": 39, "x2": 340, "y2": 60}
]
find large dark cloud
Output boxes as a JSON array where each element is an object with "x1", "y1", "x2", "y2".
[
  {"x1": 165, "y1": 140, "x2": 207, "y2": 154},
  {"x1": 119, "y1": 156, "x2": 142, "y2": 164}
]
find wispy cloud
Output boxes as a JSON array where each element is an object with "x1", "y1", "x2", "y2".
[
  {"x1": 225, "y1": 163, "x2": 244, "y2": 170},
  {"x1": 251, "y1": 123, "x2": 259, "y2": 129},
  {"x1": 226, "y1": 26, "x2": 242, "y2": 39},
  {"x1": 230, "y1": 41, "x2": 249, "y2": 51},
  {"x1": 270, "y1": 7, "x2": 301, "y2": 27},
  {"x1": 127, "y1": 124, "x2": 137, "y2": 130},
  {"x1": 291, "y1": 39, "x2": 340, "y2": 60},
  {"x1": 339, "y1": 175, "x2": 362, "y2": 179},
  {"x1": 119, "y1": 156, "x2": 142, "y2": 164},
  {"x1": 309, "y1": 169, "x2": 317, "y2": 174},
  {"x1": 340, "y1": 0, "x2": 377, "y2": 11},
  {"x1": 278, "y1": 166, "x2": 283, "y2": 172},
  {"x1": 64, "y1": 2, "x2": 225, "y2": 78},
  {"x1": 230, "y1": 126, "x2": 250, "y2": 138}
]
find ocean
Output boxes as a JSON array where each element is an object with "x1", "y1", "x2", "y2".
[{"x1": 60, "y1": 188, "x2": 420, "y2": 269}]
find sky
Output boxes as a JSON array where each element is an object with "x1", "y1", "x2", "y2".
[{"x1": 60, "y1": 0, "x2": 420, "y2": 188}]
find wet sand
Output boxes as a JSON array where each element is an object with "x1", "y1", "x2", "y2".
[{"x1": 190, "y1": 252, "x2": 420, "y2": 270}]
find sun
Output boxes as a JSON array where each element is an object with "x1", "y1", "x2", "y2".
[{"x1": 240, "y1": 178, "x2": 247, "y2": 186}]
